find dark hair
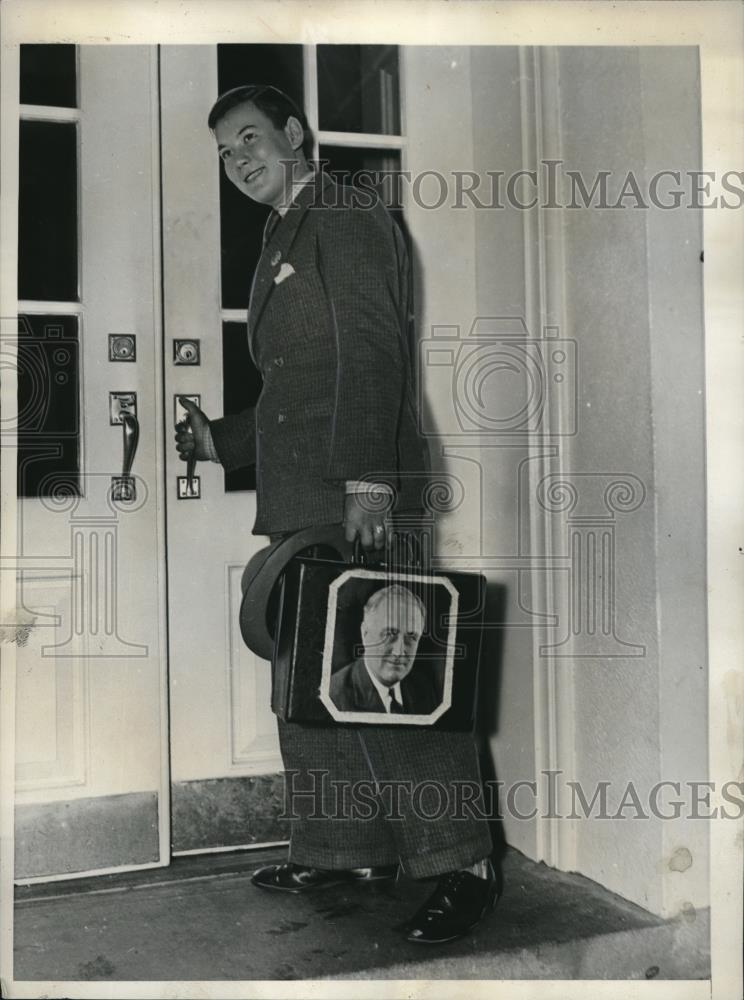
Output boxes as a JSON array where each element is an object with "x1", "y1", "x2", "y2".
[{"x1": 207, "y1": 84, "x2": 312, "y2": 159}]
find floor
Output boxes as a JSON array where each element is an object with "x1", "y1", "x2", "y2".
[{"x1": 13, "y1": 847, "x2": 711, "y2": 982}]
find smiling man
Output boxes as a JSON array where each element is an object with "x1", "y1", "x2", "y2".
[
  {"x1": 214, "y1": 88, "x2": 310, "y2": 213},
  {"x1": 177, "y1": 84, "x2": 424, "y2": 543},
  {"x1": 174, "y1": 84, "x2": 498, "y2": 945},
  {"x1": 330, "y1": 585, "x2": 440, "y2": 715}
]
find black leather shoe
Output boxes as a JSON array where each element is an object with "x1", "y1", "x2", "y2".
[
  {"x1": 403, "y1": 861, "x2": 500, "y2": 944},
  {"x1": 251, "y1": 861, "x2": 398, "y2": 893}
]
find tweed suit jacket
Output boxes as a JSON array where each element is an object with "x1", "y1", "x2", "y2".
[
  {"x1": 209, "y1": 171, "x2": 429, "y2": 536},
  {"x1": 329, "y1": 657, "x2": 440, "y2": 715}
]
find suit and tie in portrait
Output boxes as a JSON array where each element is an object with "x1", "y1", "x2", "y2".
[
  {"x1": 329, "y1": 658, "x2": 440, "y2": 715},
  {"x1": 175, "y1": 84, "x2": 498, "y2": 944}
]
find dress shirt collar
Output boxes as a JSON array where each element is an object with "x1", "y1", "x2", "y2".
[
  {"x1": 362, "y1": 659, "x2": 403, "y2": 713},
  {"x1": 276, "y1": 168, "x2": 315, "y2": 217}
]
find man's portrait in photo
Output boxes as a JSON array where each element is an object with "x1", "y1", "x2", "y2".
[{"x1": 323, "y1": 576, "x2": 455, "y2": 722}]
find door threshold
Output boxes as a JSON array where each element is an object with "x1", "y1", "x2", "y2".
[
  {"x1": 15, "y1": 845, "x2": 289, "y2": 904},
  {"x1": 172, "y1": 839, "x2": 288, "y2": 857},
  {"x1": 14, "y1": 859, "x2": 167, "y2": 889}
]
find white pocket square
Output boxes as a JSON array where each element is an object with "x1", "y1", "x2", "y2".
[{"x1": 274, "y1": 263, "x2": 295, "y2": 285}]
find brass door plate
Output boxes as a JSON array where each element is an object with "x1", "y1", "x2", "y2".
[
  {"x1": 111, "y1": 475, "x2": 136, "y2": 502},
  {"x1": 174, "y1": 394, "x2": 200, "y2": 428},
  {"x1": 109, "y1": 392, "x2": 137, "y2": 425},
  {"x1": 177, "y1": 476, "x2": 201, "y2": 499}
]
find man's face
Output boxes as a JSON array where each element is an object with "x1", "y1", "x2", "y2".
[
  {"x1": 214, "y1": 100, "x2": 301, "y2": 210},
  {"x1": 361, "y1": 596, "x2": 424, "y2": 687}
]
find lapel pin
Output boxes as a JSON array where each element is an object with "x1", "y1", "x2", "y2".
[{"x1": 271, "y1": 250, "x2": 282, "y2": 267}]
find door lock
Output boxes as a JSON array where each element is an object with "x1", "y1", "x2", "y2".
[
  {"x1": 109, "y1": 334, "x2": 136, "y2": 362},
  {"x1": 173, "y1": 339, "x2": 200, "y2": 365}
]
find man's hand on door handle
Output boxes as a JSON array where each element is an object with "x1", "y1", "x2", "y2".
[{"x1": 175, "y1": 396, "x2": 213, "y2": 463}]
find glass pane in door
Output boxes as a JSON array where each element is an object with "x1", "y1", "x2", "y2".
[
  {"x1": 320, "y1": 145, "x2": 403, "y2": 224},
  {"x1": 222, "y1": 320, "x2": 262, "y2": 492},
  {"x1": 20, "y1": 43, "x2": 77, "y2": 108},
  {"x1": 18, "y1": 120, "x2": 78, "y2": 302},
  {"x1": 318, "y1": 45, "x2": 400, "y2": 135},
  {"x1": 217, "y1": 43, "x2": 304, "y2": 106}
]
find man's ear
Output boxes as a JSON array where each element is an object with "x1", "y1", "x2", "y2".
[{"x1": 284, "y1": 115, "x2": 305, "y2": 152}]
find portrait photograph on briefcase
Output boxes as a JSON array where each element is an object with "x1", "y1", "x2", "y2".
[{"x1": 271, "y1": 556, "x2": 486, "y2": 729}]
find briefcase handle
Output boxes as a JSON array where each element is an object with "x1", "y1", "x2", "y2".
[
  {"x1": 240, "y1": 524, "x2": 433, "y2": 659},
  {"x1": 240, "y1": 523, "x2": 354, "y2": 660},
  {"x1": 352, "y1": 528, "x2": 431, "y2": 573}
]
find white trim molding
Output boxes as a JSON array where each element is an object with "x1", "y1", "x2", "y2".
[
  {"x1": 19, "y1": 104, "x2": 80, "y2": 123},
  {"x1": 519, "y1": 46, "x2": 576, "y2": 872},
  {"x1": 317, "y1": 130, "x2": 404, "y2": 150},
  {"x1": 302, "y1": 44, "x2": 319, "y2": 160},
  {"x1": 18, "y1": 300, "x2": 81, "y2": 315}
]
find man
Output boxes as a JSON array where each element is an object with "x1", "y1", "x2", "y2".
[
  {"x1": 175, "y1": 84, "x2": 498, "y2": 944},
  {"x1": 330, "y1": 584, "x2": 440, "y2": 715}
]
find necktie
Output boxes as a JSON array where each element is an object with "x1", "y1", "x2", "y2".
[
  {"x1": 388, "y1": 689, "x2": 404, "y2": 714},
  {"x1": 262, "y1": 209, "x2": 280, "y2": 247}
]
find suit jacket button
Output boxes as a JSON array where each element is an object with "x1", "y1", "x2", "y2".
[
  {"x1": 273, "y1": 356, "x2": 284, "y2": 367},
  {"x1": 278, "y1": 412, "x2": 286, "y2": 423}
]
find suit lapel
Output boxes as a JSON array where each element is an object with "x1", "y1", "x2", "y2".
[
  {"x1": 400, "y1": 670, "x2": 436, "y2": 714},
  {"x1": 400, "y1": 675, "x2": 416, "y2": 714},
  {"x1": 247, "y1": 172, "x2": 335, "y2": 352},
  {"x1": 350, "y1": 659, "x2": 387, "y2": 713}
]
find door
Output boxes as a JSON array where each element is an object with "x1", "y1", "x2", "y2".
[
  {"x1": 11, "y1": 46, "x2": 169, "y2": 881},
  {"x1": 160, "y1": 46, "x2": 284, "y2": 854},
  {"x1": 160, "y1": 43, "x2": 404, "y2": 854}
]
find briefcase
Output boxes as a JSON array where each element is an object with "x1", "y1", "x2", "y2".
[{"x1": 270, "y1": 544, "x2": 486, "y2": 731}]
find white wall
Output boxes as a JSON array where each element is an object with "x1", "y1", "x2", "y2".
[
  {"x1": 403, "y1": 46, "x2": 539, "y2": 858},
  {"x1": 558, "y1": 46, "x2": 708, "y2": 915},
  {"x1": 404, "y1": 45, "x2": 708, "y2": 917},
  {"x1": 639, "y1": 46, "x2": 709, "y2": 917},
  {"x1": 470, "y1": 47, "x2": 539, "y2": 860}
]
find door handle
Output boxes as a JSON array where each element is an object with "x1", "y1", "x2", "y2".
[
  {"x1": 177, "y1": 426, "x2": 200, "y2": 499},
  {"x1": 186, "y1": 452, "x2": 196, "y2": 494},
  {"x1": 174, "y1": 395, "x2": 201, "y2": 499},
  {"x1": 122, "y1": 412, "x2": 139, "y2": 477},
  {"x1": 112, "y1": 412, "x2": 139, "y2": 502}
]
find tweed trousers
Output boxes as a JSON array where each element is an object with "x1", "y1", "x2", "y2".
[{"x1": 277, "y1": 719, "x2": 494, "y2": 879}]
